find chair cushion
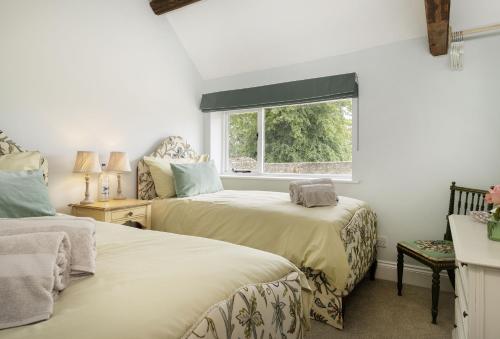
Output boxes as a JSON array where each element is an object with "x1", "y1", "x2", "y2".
[{"x1": 398, "y1": 240, "x2": 455, "y2": 262}]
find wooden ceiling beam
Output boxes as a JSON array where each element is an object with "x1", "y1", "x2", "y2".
[
  {"x1": 150, "y1": 0, "x2": 201, "y2": 15},
  {"x1": 424, "y1": 0, "x2": 451, "y2": 56}
]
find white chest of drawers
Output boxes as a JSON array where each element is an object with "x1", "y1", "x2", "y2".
[{"x1": 450, "y1": 215, "x2": 500, "y2": 339}]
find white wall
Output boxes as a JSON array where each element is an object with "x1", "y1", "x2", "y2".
[
  {"x1": 0, "y1": 0, "x2": 203, "y2": 211},
  {"x1": 203, "y1": 36, "x2": 500, "y2": 265},
  {"x1": 1, "y1": 0, "x2": 499, "y2": 270}
]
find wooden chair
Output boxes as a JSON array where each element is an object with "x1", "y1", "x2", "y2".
[{"x1": 396, "y1": 182, "x2": 492, "y2": 324}]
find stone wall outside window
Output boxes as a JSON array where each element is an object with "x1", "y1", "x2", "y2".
[{"x1": 230, "y1": 157, "x2": 352, "y2": 175}]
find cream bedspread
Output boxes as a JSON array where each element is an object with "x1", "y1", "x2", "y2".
[
  {"x1": 0, "y1": 220, "x2": 310, "y2": 339},
  {"x1": 151, "y1": 190, "x2": 370, "y2": 290}
]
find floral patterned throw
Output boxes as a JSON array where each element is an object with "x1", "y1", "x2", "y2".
[{"x1": 185, "y1": 272, "x2": 308, "y2": 339}]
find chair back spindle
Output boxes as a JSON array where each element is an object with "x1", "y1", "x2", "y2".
[
  {"x1": 444, "y1": 182, "x2": 492, "y2": 241},
  {"x1": 457, "y1": 191, "x2": 463, "y2": 214}
]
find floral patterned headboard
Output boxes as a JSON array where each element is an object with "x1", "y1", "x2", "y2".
[
  {"x1": 0, "y1": 130, "x2": 49, "y2": 183},
  {"x1": 137, "y1": 136, "x2": 199, "y2": 200}
]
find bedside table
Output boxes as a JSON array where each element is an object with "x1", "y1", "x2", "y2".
[{"x1": 69, "y1": 199, "x2": 152, "y2": 229}]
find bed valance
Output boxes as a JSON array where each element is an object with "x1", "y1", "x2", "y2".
[{"x1": 200, "y1": 72, "x2": 358, "y2": 112}]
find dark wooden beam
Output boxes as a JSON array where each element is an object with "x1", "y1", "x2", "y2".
[
  {"x1": 424, "y1": 0, "x2": 451, "y2": 56},
  {"x1": 150, "y1": 0, "x2": 201, "y2": 15}
]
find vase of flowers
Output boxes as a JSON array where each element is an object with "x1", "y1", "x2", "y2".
[{"x1": 486, "y1": 185, "x2": 500, "y2": 241}]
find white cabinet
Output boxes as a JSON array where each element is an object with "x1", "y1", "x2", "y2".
[{"x1": 450, "y1": 215, "x2": 500, "y2": 339}]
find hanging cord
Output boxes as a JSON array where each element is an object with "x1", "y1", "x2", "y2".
[{"x1": 448, "y1": 23, "x2": 500, "y2": 71}]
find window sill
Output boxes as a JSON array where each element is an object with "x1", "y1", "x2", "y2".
[{"x1": 220, "y1": 173, "x2": 359, "y2": 184}]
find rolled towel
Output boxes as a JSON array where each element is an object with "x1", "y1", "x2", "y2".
[
  {"x1": 289, "y1": 178, "x2": 335, "y2": 204},
  {"x1": 301, "y1": 184, "x2": 338, "y2": 208},
  {"x1": 0, "y1": 216, "x2": 96, "y2": 276},
  {"x1": 0, "y1": 232, "x2": 71, "y2": 329}
]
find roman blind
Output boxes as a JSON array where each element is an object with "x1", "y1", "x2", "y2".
[{"x1": 200, "y1": 72, "x2": 358, "y2": 112}]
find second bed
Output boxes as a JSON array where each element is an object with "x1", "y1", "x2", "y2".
[{"x1": 137, "y1": 136, "x2": 378, "y2": 329}]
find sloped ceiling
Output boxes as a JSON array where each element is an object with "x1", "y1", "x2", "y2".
[{"x1": 166, "y1": 0, "x2": 500, "y2": 80}]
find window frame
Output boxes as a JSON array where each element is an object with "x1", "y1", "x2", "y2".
[{"x1": 221, "y1": 98, "x2": 358, "y2": 180}]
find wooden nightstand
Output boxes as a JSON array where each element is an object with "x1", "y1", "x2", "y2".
[{"x1": 69, "y1": 199, "x2": 152, "y2": 229}]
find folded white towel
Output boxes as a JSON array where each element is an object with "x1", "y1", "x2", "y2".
[
  {"x1": 301, "y1": 184, "x2": 338, "y2": 208},
  {"x1": 0, "y1": 216, "x2": 96, "y2": 275},
  {"x1": 289, "y1": 178, "x2": 335, "y2": 204},
  {"x1": 0, "y1": 232, "x2": 71, "y2": 329}
]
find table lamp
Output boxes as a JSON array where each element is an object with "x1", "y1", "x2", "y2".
[
  {"x1": 73, "y1": 151, "x2": 102, "y2": 205},
  {"x1": 106, "y1": 151, "x2": 131, "y2": 200}
]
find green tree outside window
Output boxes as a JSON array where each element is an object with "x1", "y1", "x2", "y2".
[{"x1": 228, "y1": 100, "x2": 352, "y2": 166}]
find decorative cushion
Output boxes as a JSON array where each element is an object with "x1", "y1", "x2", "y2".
[
  {"x1": 170, "y1": 160, "x2": 223, "y2": 198},
  {"x1": 0, "y1": 170, "x2": 55, "y2": 218},
  {"x1": 137, "y1": 136, "x2": 204, "y2": 200},
  {"x1": 398, "y1": 240, "x2": 455, "y2": 262},
  {"x1": 0, "y1": 151, "x2": 41, "y2": 171},
  {"x1": 144, "y1": 155, "x2": 208, "y2": 198}
]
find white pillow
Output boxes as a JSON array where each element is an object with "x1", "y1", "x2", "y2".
[
  {"x1": 144, "y1": 155, "x2": 209, "y2": 198},
  {"x1": 0, "y1": 151, "x2": 41, "y2": 171}
]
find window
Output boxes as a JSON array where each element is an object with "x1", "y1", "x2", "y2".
[
  {"x1": 225, "y1": 99, "x2": 354, "y2": 178},
  {"x1": 227, "y1": 111, "x2": 258, "y2": 172}
]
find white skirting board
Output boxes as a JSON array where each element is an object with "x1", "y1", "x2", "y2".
[{"x1": 375, "y1": 260, "x2": 454, "y2": 292}]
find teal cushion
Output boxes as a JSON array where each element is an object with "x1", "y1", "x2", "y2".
[
  {"x1": 0, "y1": 171, "x2": 56, "y2": 218},
  {"x1": 171, "y1": 161, "x2": 223, "y2": 198}
]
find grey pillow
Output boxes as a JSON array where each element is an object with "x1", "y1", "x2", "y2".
[{"x1": 0, "y1": 171, "x2": 56, "y2": 218}]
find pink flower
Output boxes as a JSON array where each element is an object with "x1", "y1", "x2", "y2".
[{"x1": 486, "y1": 185, "x2": 500, "y2": 205}]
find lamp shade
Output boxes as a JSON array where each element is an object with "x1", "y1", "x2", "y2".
[
  {"x1": 106, "y1": 152, "x2": 131, "y2": 173},
  {"x1": 73, "y1": 151, "x2": 102, "y2": 174}
]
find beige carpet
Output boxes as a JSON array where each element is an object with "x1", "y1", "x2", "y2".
[{"x1": 306, "y1": 279, "x2": 453, "y2": 339}]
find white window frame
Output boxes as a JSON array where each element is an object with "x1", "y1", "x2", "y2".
[{"x1": 219, "y1": 98, "x2": 358, "y2": 180}]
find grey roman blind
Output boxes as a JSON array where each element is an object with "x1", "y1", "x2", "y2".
[{"x1": 200, "y1": 72, "x2": 358, "y2": 112}]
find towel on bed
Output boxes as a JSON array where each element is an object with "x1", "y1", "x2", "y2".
[
  {"x1": 289, "y1": 178, "x2": 335, "y2": 204},
  {"x1": 0, "y1": 232, "x2": 71, "y2": 329},
  {"x1": 301, "y1": 184, "x2": 338, "y2": 208},
  {"x1": 0, "y1": 216, "x2": 96, "y2": 275}
]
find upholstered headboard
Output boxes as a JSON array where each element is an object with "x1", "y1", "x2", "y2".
[
  {"x1": 137, "y1": 136, "x2": 199, "y2": 200},
  {"x1": 0, "y1": 130, "x2": 49, "y2": 183}
]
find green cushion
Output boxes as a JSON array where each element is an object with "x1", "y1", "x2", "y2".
[
  {"x1": 0, "y1": 170, "x2": 56, "y2": 218},
  {"x1": 398, "y1": 240, "x2": 455, "y2": 262},
  {"x1": 170, "y1": 160, "x2": 224, "y2": 198}
]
